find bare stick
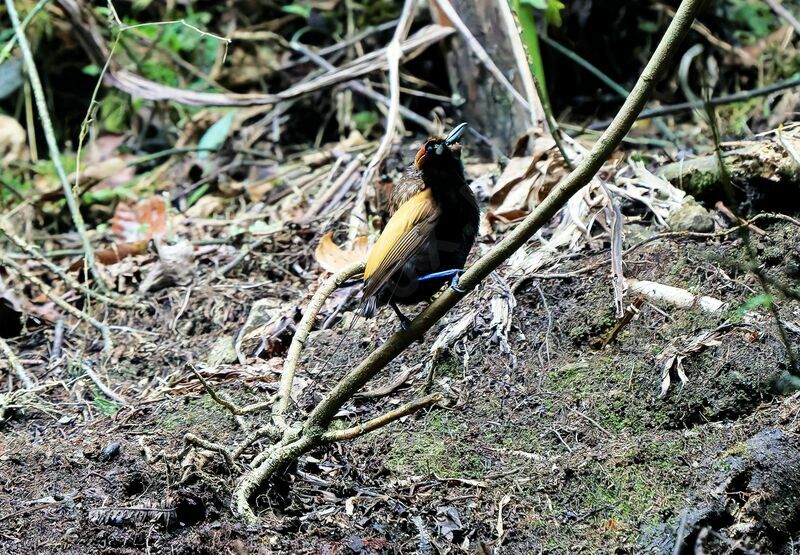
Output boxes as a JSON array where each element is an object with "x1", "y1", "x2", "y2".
[
  {"x1": 189, "y1": 365, "x2": 276, "y2": 416},
  {"x1": 289, "y1": 41, "x2": 433, "y2": 131},
  {"x1": 322, "y1": 393, "x2": 441, "y2": 441},
  {"x1": 1, "y1": 254, "x2": 113, "y2": 359},
  {"x1": 234, "y1": 0, "x2": 707, "y2": 522},
  {"x1": 5, "y1": 0, "x2": 102, "y2": 285},
  {"x1": 764, "y1": 0, "x2": 800, "y2": 35},
  {"x1": 351, "y1": 0, "x2": 416, "y2": 234},
  {"x1": 432, "y1": 0, "x2": 532, "y2": 115},
  {"x1": 590, "y1": 77, "x2": 800, "y2": 129},
  {"x1": 0, "y1": 219, "x2": 135, "y2": 308},
  {"x1": 82, "y1": 360, "x2": 128, "y2": 406},
  {"x1": 272, "y1": 261, "x2": 365, "y2": 425},
  {"x1": 0, "y1": 337, "x2": 35, "y2": 389},
  {"x1": 496, "y1": 0, "x2": 544, "y2": 128}
]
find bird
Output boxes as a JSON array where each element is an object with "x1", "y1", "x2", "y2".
[{"x1": 361, "y1": 122, "x2": 479, "y2": 329}]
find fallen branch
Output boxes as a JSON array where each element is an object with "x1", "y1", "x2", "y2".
[
  {"x1": 626, "y1": 278, "x2": 725, "y2": 313},
  {"x1": 232, "y1": 0, "x2": 707, "y2": 522},
  {"x1": 590, "y1": 77, "x2": 800, "y2": 130},
  {"x1": 0, "y1": 219, "x2": 134, "y2": 308},
  {"x1": 0, "y1": 337, "x2": 34, "y2": 389}
]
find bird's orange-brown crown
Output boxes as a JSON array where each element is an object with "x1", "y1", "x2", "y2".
[{"x1": 414, "y1": 122, "x2": 468, "y2": 171}]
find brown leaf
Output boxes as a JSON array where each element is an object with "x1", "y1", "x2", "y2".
[
  {"x1": 69, "y1": 240, "x2": 150, "y2": 271},
  {"x1": 110, "y1": 196, "x2": 168, "y2": 242},
  {"x1": 0, "y1": 114, "x2": 27, "y2": 164},
  {"x1": 314, "y1": 232, "x2": 369, "y2": 273}
]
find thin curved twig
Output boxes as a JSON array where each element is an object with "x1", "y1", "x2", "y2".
[
  {"x1": 5, "y1": 0, "x2": 102, "y2": 285},
  {"x1": 272, "y1": 261, "x2": 365, "y2": 426},
  {"x1": 0, "y1": 337, "x2": 35, "y2": 389},
  {"x1": 189, "y1": 365, "x2": 276, "y2": 416}
]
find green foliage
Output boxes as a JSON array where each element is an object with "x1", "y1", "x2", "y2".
[
  {"x1": 93, "y1": 392, "x2": 121, "y2": 416},
  {"x1": 520, "y1": 0, "x2": 566, "y2": 27},
  {"x1": 282, "y1": 4, "x2": 312, "y2": 18},
  {"x1": 351, "y1": 110, "x2": 379, "y2": 136},
  {"x1": 197, "y1": 111, "x2": 236, "y2": 159},
  {"x1": 728, "y1": 0, "x2": 776, "y2": 41},
  {"x1": 511, "y1": 0, "x2": 548, "y2": 107},
  {"x1": 99, "y1": 90, "x2": 131, "y2": 134},
  {"x1": 738, "y1": 294, "x2": 775, "y2": 315}
]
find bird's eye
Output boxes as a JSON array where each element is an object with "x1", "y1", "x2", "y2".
[{"x1": 426, "y1": 145, "x2": 433, "y2": 152}]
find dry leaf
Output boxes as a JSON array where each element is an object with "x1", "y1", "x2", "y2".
[
  {"x1": 69, "y1": 240, "x2": 149, "y2": 271},
  {"x1": 185, "y1": 195, "x2": 225, "y2": 218},
  {"x1": 111, "y1": 196, "x2": 168, "y2": 242},
  {"x1": 314, "y1": 232, "x2": 369, "y2": 273},
  {"x1": 0, "y1": 114, "x2": 26, "y2": 163}
]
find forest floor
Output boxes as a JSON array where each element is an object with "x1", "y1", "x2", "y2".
[{"x1": 2, "y1": 204, "x2": 799, "y2": 554}]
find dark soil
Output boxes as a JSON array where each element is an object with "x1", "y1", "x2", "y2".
[{"x1": 1, "y1": 223, "x2": 799, "y2": 554}]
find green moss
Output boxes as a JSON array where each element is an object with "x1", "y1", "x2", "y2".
[
  {"x1": 158, "y1": 395, "x2": 230, "y2": 432},
  {"x1": 683, "y1": 168, "x2": 722, "y2": 197},
  {"x1": 386, "y1": 411, "x2": 484, "y2": 478}
]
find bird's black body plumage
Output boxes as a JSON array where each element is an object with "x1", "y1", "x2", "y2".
[{"x1": 362, "y1": 123, "x2": 479, "y2": 319}]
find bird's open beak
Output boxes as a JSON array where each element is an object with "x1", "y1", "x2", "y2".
[
  {"x1": 444, "y1": 122, "x2": 468, "y2": 145},
  {"x1": 414, "y1": 145, "x2": 427, "y2": 170}
]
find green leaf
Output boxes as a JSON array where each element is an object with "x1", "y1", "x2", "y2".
[
  {"x1": 544, "y1": 0, "x2": 565, "y2": 27},
  {"x1": 282, "y1": 4, "x2": 312, "y2": 18},
  {"x1": 197, "y1": 111, "x2": 236, "y2": 159},
  {"x1": 187, "y1": 183, "x2": 210, "y2": 208},
  {"x1": 82, "y1": 64, "x2": 100, "y2": 77},
  {"x1": 521, "y1": 0, "x2": 548, "y2": 9},
  {"x1": 738, "y1": 294, "x2": 774, "y2": 315},
  {"x1": 352, "y1": 110, "x2": 379, "y2": 135}
]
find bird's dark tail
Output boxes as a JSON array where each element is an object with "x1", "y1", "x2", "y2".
[
  {"x1": 361, "y1": 296, "x2": 377, "y2": 319},
  {"x1": 315, "y1": 292, "x2": 376, "y2": 373}
]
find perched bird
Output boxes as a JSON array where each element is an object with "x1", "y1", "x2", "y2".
[{"x1": 362, "y1": 122, "x2": 479, "y2": 328}]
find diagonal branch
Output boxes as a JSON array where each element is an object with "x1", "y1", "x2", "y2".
[
  {"x1": 233, "y1": 0, "x2": 708, "y2": 522},
  {"x1": 322, "y1": 393, "x2": 441, "y2": 442},
  {"x1": 302, "y1": 0, "x2": 709, "y2": 434}
]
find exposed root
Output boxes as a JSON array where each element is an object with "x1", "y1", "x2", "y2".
[{"x1": 189, "y1": 365, "x2": 277, "y2": 416}]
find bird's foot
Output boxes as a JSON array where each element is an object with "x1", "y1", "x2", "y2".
[
  {"x1": 418, "y1": 268, "x2": 465, "y2": 293},
  {"x1": 390, "y1": 301, "x2": 412, "y2": 331}
]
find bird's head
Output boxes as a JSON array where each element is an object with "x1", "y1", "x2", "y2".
[{"x1": 413, "y1": 122, "x2": 468, "y2": 173}]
